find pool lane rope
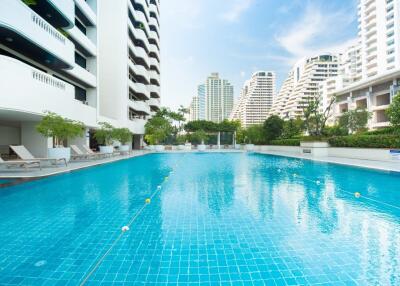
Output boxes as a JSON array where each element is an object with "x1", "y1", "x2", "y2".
[
  {"x1": 289, "y1": 171, "x2": 400, "y2": 211},
  {"x1": 79, "y1": 163, "x2": 180, "y2": 286}
]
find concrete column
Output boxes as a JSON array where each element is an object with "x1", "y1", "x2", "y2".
[
  {"x1": 217, "y1": 132, "x2": 220, "y2": 149},
  {"x1": 21, "y1": 121, "x2": 52, "y2": 158}
]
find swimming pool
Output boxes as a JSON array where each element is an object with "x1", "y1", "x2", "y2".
[{"x1": 0, "y1": 152, "x2": 399, "y2": 285}]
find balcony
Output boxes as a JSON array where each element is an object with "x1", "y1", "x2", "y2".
[
  {"x1": 148, "y1": 97, "x2": 160, "y2": 110},
  {"x1": 128, "y1": 79, "x2": 150, "y2": 100},
  {"x1": 0, "y1": 0, "x2": 74, "y2": 69},
  {"x1": 127, "y1": 117, "x2": 146, "y2": 134},
  {"x1": 128, "y1": 58, "x2": 150, "y2": 83},
  {"x1": 128, "y1": 42, "x2": 149, "y2": 70},
  {"x1": 129, "y1": 100, "x2": 150, "y2": 115},
  {"x1": 148, "y1": 84, "x2": 160, "y2": 98},
  {"x1": 64, "y1": 63, "x2": 97, "y2": 88},
  {"x1": 75, "y1": 0, "x2": 97, "y2": 26},
  {"x1": 149, "y1": 57, "x2": 160, "y2": 72},
  {"x1": 0, "y1": 55, "x2": 97, "y2": 126},
  {"x1": 149, "y1": 70, "x2": 160, "y2": 84},
  {"x1": 149, "y1": 43, "x2": 160, "y2": 61},
  {"x1": 27, "y1": 0, "x2": 74, "y2": 28},
  {"x1": 129, "y1": 22, "x2": 150, "y2": 51},
  {"x1": 69, "y1": 26, "x2": 97, "y2": 56}
]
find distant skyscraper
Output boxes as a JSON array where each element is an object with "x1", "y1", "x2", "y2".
[
  {"x1": 189, "y1": 73, "x2": 234, "y2": 123},
  {"x1": 231, "y1": 71, "x2": 276, "y2": 128},
  {"x1": 270, "y1": 54, "x2": 339, "y2": 119},
  {"x1": 205, "y1": 73, "x2": 234, "y2": 123}
]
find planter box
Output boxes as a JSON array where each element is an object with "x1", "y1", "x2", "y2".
[
  {"x1": 99, "y1": 146, "x2": 114, "y2": 154},
  {"x1": 245, "y1": 144, "x2": 255, "y2": 151},
  {"x1": 300, "y1": 141, "x2": 329, "y2": 157},
  {"x1": 119, "y1": 145, "x2": 130, "y2": 153},
  {"x1": 155, "y1": 145, "x2": 165, "y2": 152},
  {"x1": 48, "y1": 147, "x2": 71, "y2": 162}
]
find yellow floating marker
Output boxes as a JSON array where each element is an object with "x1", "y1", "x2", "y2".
[
  {"x1": 145, "y1": 198, "x2": 151, "y2": 204},
  {"x1": 355, "y1": 192, "x2": 361, "y2": 198},
  {"x1": 121, "y1": 226, "x2": 129, "y2": 232},
  {"x1": 157, "y1": 185, "x2": 162, "y2": 190},
  {"x1": 164, "y1": 176, "x2": 169, "y2": 181}
]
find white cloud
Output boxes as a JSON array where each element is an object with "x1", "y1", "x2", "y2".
[
  {"x1": 276, "y1": 2, "x2": 356, "y2": 60},
  {"x1": 222, "y1": 0, "x2": 254, "y2": 22}
]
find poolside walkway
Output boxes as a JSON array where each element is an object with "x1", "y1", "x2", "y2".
[
  {"x1": 0, "y1": 151, "x2": 152, "y2": 179},
  {"x1": 256, "y1": 150, "x2": 400, "y2": 173}
]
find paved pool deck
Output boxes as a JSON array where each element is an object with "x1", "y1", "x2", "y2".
[
  {"x1": 255, "y1": 150, "x2": 400, "y2": 173},
  {"x1": 0, "y1": 151, "x2": 151, "y2": 179},
  {"x1": 1, "y1": 149, "x2": 399, "y2": 180}
]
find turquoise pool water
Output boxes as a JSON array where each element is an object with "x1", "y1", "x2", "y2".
[{"x1": 0, "y1": 153, "x2": 399, "y2": 285}]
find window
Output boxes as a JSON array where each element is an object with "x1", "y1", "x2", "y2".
[
  {"x1": 75, "y1": 86, "x2": 87, "y2": 102},
  {"x1": 75, "y1": 52, "x2": 87, "y2": 69}
]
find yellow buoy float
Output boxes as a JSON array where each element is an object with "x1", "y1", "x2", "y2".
[
  {"x1": 121, "y1": 226, "x2": 129, "y2": 232},
  {"x1": 145, "y1": 198, "x2": 151, "y2": 204},
  {"x1": 354, "y1": 192, "x2": 361, "y2": 198}
]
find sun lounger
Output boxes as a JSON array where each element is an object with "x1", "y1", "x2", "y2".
[
  {"x1": 70, "y1": 145, "x2": 100, "y2": 160},
  {"x1": 0, "y1": 156, "x2": 41, "y2": 170},
  {"x1": 10, "y1": 145, "x2": 67, "y2": 167}
]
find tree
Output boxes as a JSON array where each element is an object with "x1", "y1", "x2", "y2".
[
  {"x1": 387, "y1": 92, "x2": 400, "y2": 127},
  {"x1": 94, "y1": 122, "x2": 115, "y2": 146},
  {"x1": 36, "y1": 112, "x2": 85, "y2": 147},
  {"x1": 244, "y1": 125, "x2": 265, "y2": 144},
  {"x1": 303, "y1": 95, "x2": 335, "y2": 136},
  {"x1": 145, "y1": 115, "x2": 173, "y2": 145},
  {"x1": 263, "y1": 115, "x2": 284, "y2": 142},
  {"x1": 189, "y1": 130, "x2": 209, "y2": 145},
  {"x1": 338, "y1": 109, "x2": 371, "y2": 134},
  {"x1": 282, "y1": 118, "x2": 304, "y2": 139},
  {"x1": 113, "y1": 128, "x2": 133, "y2": 145}
]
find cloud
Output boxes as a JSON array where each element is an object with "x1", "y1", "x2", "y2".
[
  {"x1": 276, "y1": 2, "x2": 357, "y2": 59},
  {"x1": 221, "y1": 0, "x2": 254, "y2": 22}
]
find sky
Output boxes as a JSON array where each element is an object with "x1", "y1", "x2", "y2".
[{"x1": 160, "y1": 0, "x2": 359, "y2": 110}]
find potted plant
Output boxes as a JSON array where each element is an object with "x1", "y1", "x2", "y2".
[
  {"x1": 94, "y1": 122, "x2": 115, "y2": 154},
  {"x1": 36, "y1": 112, "x2": 85, "y2": 162},
  {"x1": 191, "y1": 130, "x2": 208, "y2": 151},
  {"x1": 113, "y1": 128, "x2": 133, "y2": 152},
  {"x1": 144, "y1": 115, "x2": 173, "y2": 152}
]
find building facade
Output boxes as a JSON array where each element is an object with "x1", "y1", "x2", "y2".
[
  {"x1": 325, "y1": 0, "x2": 400, "y2": 129},
  {"x1": 0, "y1": 0, "x2": 160, "y2": 157},
  {"x1": 189, "y1": 73, "x2": 234, "y2": 123},
  {"x1": 205, "y1": 73, "x2": 234, "y2": 123},
  {"x1": 230, "y1": 71, "x2": 276, "y2": 128},
  {"x1": 270, "y1": 54, "x2": 339, "y2": 119}
]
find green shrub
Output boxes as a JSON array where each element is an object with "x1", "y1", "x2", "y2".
[
  {"x1": 363, "y1": 126, "x2": 399, "y2": 135},
  {"x1": 269, "y1": 139, "x2": 301, "y2": 146},
  {"x1": 328, "y1": 135, "x2": 400, "y2": 148},
  {"x1": 300, "y1": 136, "x2": 329, "y2": 142}
]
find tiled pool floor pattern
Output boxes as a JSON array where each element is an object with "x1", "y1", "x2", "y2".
[{"x1": 0, "y1": 153, "x2": 399, "y2": 285}]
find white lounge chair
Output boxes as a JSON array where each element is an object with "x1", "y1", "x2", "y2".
[
  {"x1": 70, "y1": 145, "x2": 99, "y2": 160},
  {"x1": 0, "y1": 156, "x2": 41, "y2": 170},
  {"x1": 81, "y1": 145, "x2": 112, "y2": 158},
  {"x1": 10, "y1": 145, "x2": 67, "y2": 167}
]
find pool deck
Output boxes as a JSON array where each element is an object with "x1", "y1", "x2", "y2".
[
  {"x1": 256, "y1": 150, "x2": 400, "y2": 173},
  {"x1": 0, "y1": 151, "x2": 152, "y2": 179},
  {"x1": 1, "y1": 149, "x2": 399, "y2": 179}
]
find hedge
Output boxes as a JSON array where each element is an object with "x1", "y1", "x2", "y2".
[
  {"x1": 269, "y1": 139, "x2": 301, "y2": 146},
  {"x1": 328, "y1": 135, "x2": 400, "y2": 148}
]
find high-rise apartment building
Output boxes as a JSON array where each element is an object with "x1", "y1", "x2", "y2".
[
  {"x1": 189, "y1": 73, "x2": 234, "y2": 123},
  {"x1": 205, "y1": 73, "x2": 234, "y2": 123},
  {"x1": 270, "y1": 54, "x2": 339, "y2": 119},
  {"x1": 0, "y1": 0, "x2": 160, "y2": 156},
  {"x1": 188, "y1": 85, "x2": 206, "y2": 121},
  {"x1": 359, "y1": 0, "x2": 400, "y2": 78},
  {"x1": 325, "y1": 0, "x2": 400, "y2": 129},
  {"x1": 230, "y1": 71, "x2": 275, "y2": 127}
]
